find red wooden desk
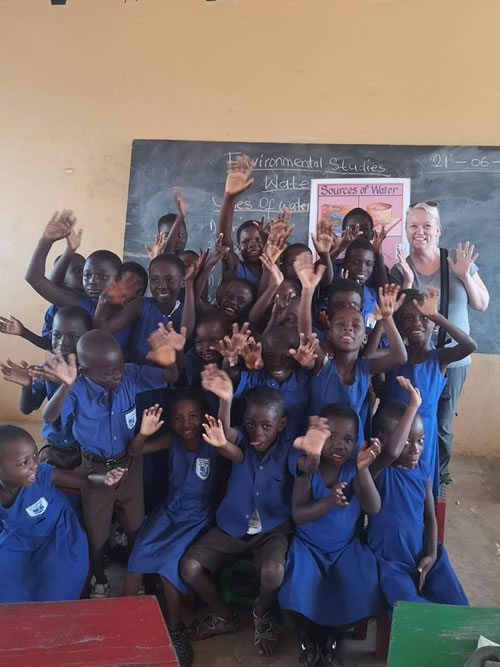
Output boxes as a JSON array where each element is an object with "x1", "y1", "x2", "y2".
[{"x1": 0, "y1": 596, "x2": 179, "y2": 666}]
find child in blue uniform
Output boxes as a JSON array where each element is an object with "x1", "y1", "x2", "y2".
[
  {"x1": 125, "y1": 394, "x2": 240, "y2": 667},
  {"x1": 384, "y1": 287, "x2": 476, "y2": 496},
  {"x1": 180, "y1": 368, "x2": 294, "y2": 658},
  {"x1": 32, "y1": 329, "x2": 179, "y2": 599},
  {"x1": 368, "y1": 377, "x2": 469, "y2": 615},
  {"x1": 278, "y1": 405, "x2": 382, "y2": 667},
  {"x1": 342, "y1": 238, "x2": 379, "y2": 326},
  {"x1": 0, "y1": 425, "x2": 124, "y2": 603},
  {"x1": 0, "y1": 305, "x2": 92, "y2": 470},
  {"x1": 24, "y1": 210, "x2": 132, "y2": 353}
]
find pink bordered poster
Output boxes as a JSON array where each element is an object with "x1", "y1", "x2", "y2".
[{"x1": 308, "y1": 178, "x2": 411, "y2": 268}]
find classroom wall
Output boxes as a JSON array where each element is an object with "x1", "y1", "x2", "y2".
[{"x1": 0, "y1": 0, "x2": 499, "y2": 457}]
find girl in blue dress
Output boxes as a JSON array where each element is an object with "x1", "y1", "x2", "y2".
[
  {"x1": 278, "y1": 405, "x2": 382, "y2": 667},
  {"x1": 383, "y1": 287, "x2": 476, "y2": 496},
  {"x1": 368, "y1": 377, "x2": 468, "y2": 616},
  {"x1": 0, "y1": 425, "x2": 124, "y2": 603},
  {"x1": 124, "y1": 391, "x2": 242, "y2": 667}
]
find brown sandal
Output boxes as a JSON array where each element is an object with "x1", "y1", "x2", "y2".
[{"x1": 187, "y1": 610, "x2": 239, "y2": 641}]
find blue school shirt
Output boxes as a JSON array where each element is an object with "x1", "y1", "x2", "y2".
[
  {"x1": 60, "y1": 364, "x2": 168, "y2": 458},
  {"x1": 41, "y1": 305, "x2": 58, "y2": 340},
  {"x1": 216, "y1": 429, "x2": 293, "y2": 538},
  {"x1": 236, "y1": 262, "x2": 259, "y2": 285},
  {"x1": 129, "y1": 297, "x2": 183, "y2": 365},
  {"x1": 234, "y1": 369, "x2": 310, "y2": 439},
  {"x1": 30, "y1": 378, "x2": 77, "y2": 448},
  {"x1": 362, "y1": 285, "x2": 378, "y2": 328},
  {"x1": 76, "y1": 298, "x2": 132, "y2": 356}
]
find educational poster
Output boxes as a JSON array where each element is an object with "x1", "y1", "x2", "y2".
[{"x1": 308, "y1": 178, "x2": 411, "y2": 268}]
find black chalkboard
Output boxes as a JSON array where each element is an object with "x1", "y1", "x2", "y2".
[{"x1": 124, "y1": 140, "x2": 499, "y2": 354}]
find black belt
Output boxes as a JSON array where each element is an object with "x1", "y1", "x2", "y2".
[
  {"x1": 81, "y1": 450, "x2": 128, "y2": 468},
  {"x1": 45, "y1": 441, "x2": 81, "y2": 453}
]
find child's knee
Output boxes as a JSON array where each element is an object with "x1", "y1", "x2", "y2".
[
  {"x1": 180, "y1": 555, "x2": 204, "y2": 583},
  {"x1": 259, "y1": 559, "x2": 284, "y2": 591}
]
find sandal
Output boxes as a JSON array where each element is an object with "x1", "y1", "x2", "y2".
[
  {"x1": 320, "y1": 631, "x2": 342, "y2": 667},
  {"x1": 253, "y1": 600, "x2": 278, "y2": 657},
  {"x1": 170, "y1": 627, "x2": 194, "y2": 667},
  {"x1": 187, "y1": 610, "x2": 239, "y2": 641},
  {"x1": 298, "y1": 631, "x2": 320, "y2": 667}
]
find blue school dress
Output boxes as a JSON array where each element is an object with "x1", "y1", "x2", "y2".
[
  {"x1": 384, "y1": 349, "x2": 446, "y2": 498},
  {"x1": 128, "y1": 435, "x2": 218, "y2": 593},
  {"x1": 362, "y1": 285, "x2": 378, "y2": 325},
  {"x1": 129, "y1": 297, "x2": 183, "y2": 365},
  {"x1": 0, "y1": 463, "x2": 88, "y2": 603},
  {"x1": 367, "y1": 460, "x2": 468, "y2": 615},
  {"x1": 76, "y1": 297, "x2": 132, "y2": 356},
  {"x1": 278, "y1": 457, "x2": 380, "y2": 626},
  {"x1": 234, "y1": 369, "x2": 310, "y2": 439},
  {"x1": 236, "y1": 261, "x2": 259, "y2": 285}
]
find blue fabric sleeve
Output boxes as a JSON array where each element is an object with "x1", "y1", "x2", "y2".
[
  {"x1": 60, "y1": 388, "x2": 77, "y2": 426},
  {"x1": 36, "y1": 462, "x2": 56, "y2": 489},
  {"x1": 30, "y1": 379, "x2": 48, "y2": 411},
  {"x1": 128, "y1": 364, "x2": 169, "y2": 392},
  {"x1": 233, "y1": 370, "x2": 259, "y2": 399}
]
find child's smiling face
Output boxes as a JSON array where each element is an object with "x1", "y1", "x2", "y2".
[{"x1": 0, "y1": 435, "x2": 39, "y2": 489}]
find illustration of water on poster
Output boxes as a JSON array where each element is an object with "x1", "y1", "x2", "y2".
[{"x1": 308, "y1": 178, "x2": 411, "y2": 268}]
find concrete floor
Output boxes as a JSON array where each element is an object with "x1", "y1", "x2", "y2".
[{"x1": 15, "y1": 422, "x2": 500, "y2": 666}]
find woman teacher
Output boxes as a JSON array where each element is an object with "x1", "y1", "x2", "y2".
[{"x1": 390, "y1": 201, "x2": 489, "y2": 489}]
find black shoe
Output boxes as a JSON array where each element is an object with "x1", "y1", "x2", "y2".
[
  {"x1": 170, "y1": 626, "x2": 194, "y2": 667},
  {"x1": 320, "y1": 631, "x2": 342, "y2": 667},
  {"x1": 298, "y1": 631, "x2": 320, "y2": 667}
]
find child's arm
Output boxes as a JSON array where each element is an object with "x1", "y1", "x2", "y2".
[
  {"x1": 201, "y1": 364, "x2": 239, "y2": 444},
  {"x1": 163, "y1": 187, "x2": 187, "y2": 254},
  {"x1": 146, "y1": 324, "x2": 186, "y2": 383},
  {"x1": 48, "y1": 227, "x2": 83, "y2": 287},
  {"x1": 248, "y1": 254, "x2": 283, "y2": 327},
  {"x1": 0, "y1": 359, "x2": 41, "y2": 414},
  {"x1": 288, "y1": 332, "x2": 319, "y2": 372},
  {"x1": 93, "y1": 279, "x2": 143, "y2": 332},
  {"x1": 368, "y1": 284, "x2": 408, "y2": 375},
  {"x1": 0, "y1": 315, "x2": 51, "y2": 351},
  {"x1": 372, "y1": 226, "x2": 389, "y2": 287},
  {"x1": 294, "y1": 251, "x2": 326, "y2": 341},
  {"x1": 311, "y1": 218, "x2": 335, "y2": 286},
  {"x1": 418, "y1": 480, "x2": 438, "y2": 593},
  {"x1": 369, "y1": 377, "x2": 422, "y2": 480},
  {"x1": 31, "y1": 353, "x2": 78, "y2": 423},
  {"x1": 261, "y1": 290, "x2": 294, "y2": 337},
  {"x1": 218, "y1": 155, "x2": 255, "y2": 280},
  {"x1": 361, "y1": 320, "x2": 384, "y2": 359},
  {"x1": 239, "y1": 337, "x2": 264, "y2": 371},
  {"x1": 181, "y1": 260, "x2": 197, "y2": 339},
  {"x1": 194, "y1": 238, "x2": 228, "y2": 308},
  {"x1": 202, "y1": 414, "x2": 243, "y2": 463},
  {"x1": 25, "y1": 211, "x2": 80, "y2": 307},
  {"x1": 415, "y1": 287, "x2": 477, "y2": 372},
  {"x1": 352, "y1": 439, "x2": 382, "y2": 515},
  {"x1": 52, "y1": 466, "x2": 127, "y2": 490},
  {"x1": 128, "y1": 405, "x2": 171, "y2": 456}
]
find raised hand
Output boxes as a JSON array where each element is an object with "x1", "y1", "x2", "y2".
[
  {"x1": 100, "y1": 276, "x2": 135, "y2": 305},
  {"x1": 356, "y1": 438, "x2": 382, "y2": 472},
  {"x1": 215, "y1": 322, "x2": 251, "y2": 367},
  {"x1": 289, "y1": 332, "x2": 319, "y2": 368},
  {"x1": 263, "y1": 234, "x2": 287, "y2": 264},
  {"x1": 240, "y1": 337, "x2": 264, "y2": 371},
  {"x1": 336, "y1": 224, "x2": 363, "y2": 254},
  {"x1": 0, "y1": 315, "x2": 24, "y2": 337},
  {"x1": 66, "y1": 223, "x2": 83, "y2": 252},
  {"x1": 202, "y1": 414, "x2": 227, "y2": 447},
  {"x1": 417, "y1": 555, "x2": 436, "y2": 593},
  {"x1": 447, "y1": 241, "x2": 478, "y2": 280},
  {"x1": 172, "y1": 186, "x2": 187, "y2": 219},
  {"x1": 318, "y1": 310, "x2": 330, "y2": 331},
  {"x1": 225, "y1": 154, "x2": 255, "y2": 197},
  {"x1": 260, "y1": 253, "x2": 284, "y2": 286},
  {"x1": 271, "y1": 289, "x2": 294, "y2": 322},
  {"x1": 331, "y1": 481, "x2": 349, "y2": 507},
  {"x1": 311, "y1": 218, "x2": 335, "y2": 255},
  {"x1": 29, "y1": 352, "x2": 78, "y2": 387},
  {"x1": 372, "y1": 225, "x2": 387, "y2": 254},
  {"x1": 139, "y1": 404, "x2": 165, "y2": 437},
  {"x1": 0, "y1": 359, "x2": 31, "y2": 387},
  {"x1": 205, "y1": 234, "x2": 230, "y2": 268},
  {"x1": 293, "y1": 415, "x2": 330, "y2": 457},
  {"x1": 373, "y1": 284, "x2": 401, "y2": 320},
  {"x1": 43, "y1": 210, "x2": 75, "y2": 242},
  {"x1": 201, "y1": 364, "x2": 234, "y2": 401},
  {"x1": 395, "y1": 376, "x2": 422, "y2": 409},
  {"x1": 144, "y1": 233, "x2": 167, "y2": 260},
  {"x1": 397, "y1": 247, "x2": 415, "y2": 285},
  {"x1": 414, "y1": 286, "x2": 440, "y2": 319},
  {"x1": 185, "y1": 252, "x2": 208, "y2": 285},
  {"x1": 104, "y1": 467, "x2": 127, "y2": 486},
  {"x1": 293, "y1": 252, "x2": 326, "y2": 289}
]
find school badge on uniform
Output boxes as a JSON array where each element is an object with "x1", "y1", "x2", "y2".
[
  {"x1": 25, "y1": 497, "x2": 48, "y2": 517},
  {"x1": 125, "y1": 408, "x2": 137, "y2": 430},
  {"x1": 195, "y1": 457, "x2": 210, "y2": 480}
]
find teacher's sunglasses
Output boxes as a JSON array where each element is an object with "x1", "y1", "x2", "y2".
[{"x1": 409, "y1": 200, "x2": 439, "y2": 208}]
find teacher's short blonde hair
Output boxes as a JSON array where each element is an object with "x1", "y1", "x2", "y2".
[{"x1": 406, "y1": 202, "x2": 441, "y2": 226}]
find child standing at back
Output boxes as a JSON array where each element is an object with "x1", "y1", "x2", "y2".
[
  {"x1": 384, "y1": 287, "x2": 476, "y2": 496},
  {"x1": 368, "y1": 377, "x2": 468, "y2": 615},
  {"x1": 278, "y1": 406, "x2": 381, "y2": 667}
]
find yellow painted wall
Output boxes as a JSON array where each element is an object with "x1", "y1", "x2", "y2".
[{"x1": 0, "y1": 0, "x2": 499, "y2": 456}]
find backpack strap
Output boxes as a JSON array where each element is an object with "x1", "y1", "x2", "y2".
[{"x1": 437, "y1": 247, "x2": 449, "y2": 348}]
